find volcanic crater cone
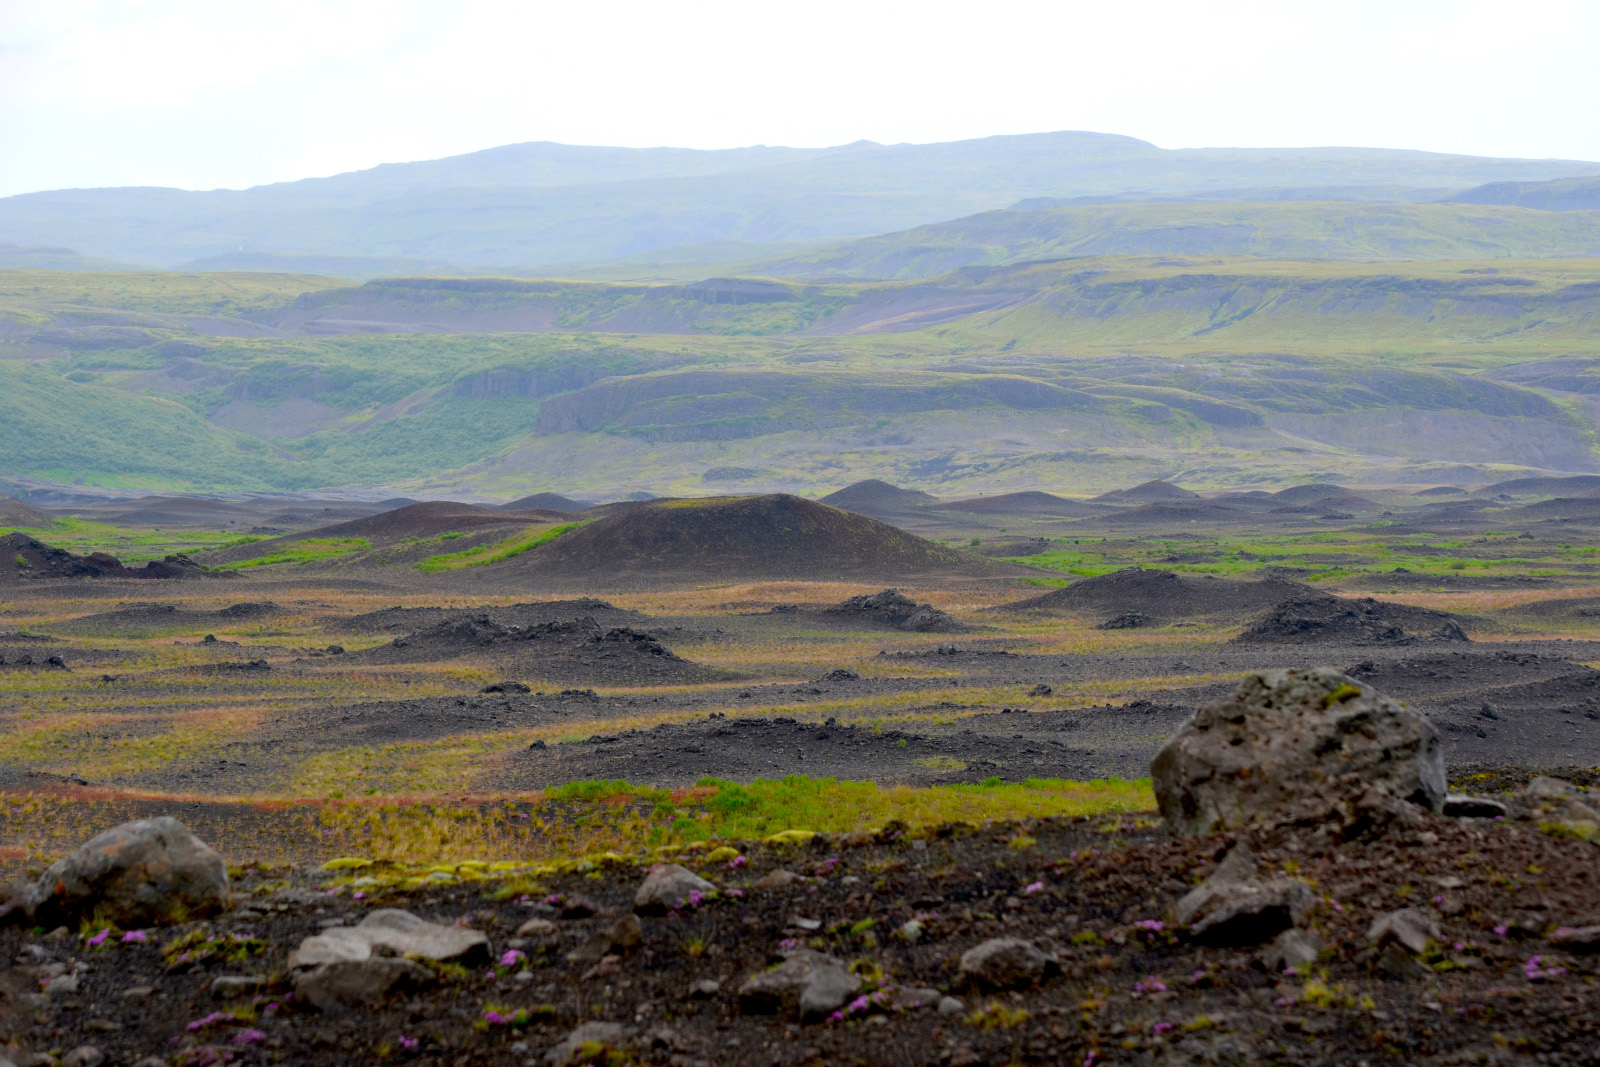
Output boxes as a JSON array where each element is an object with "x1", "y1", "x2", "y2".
[{"x1": 479, "y1": 494, "x2": 1024, "y2": 586}]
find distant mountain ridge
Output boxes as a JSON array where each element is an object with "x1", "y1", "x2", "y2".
[
  {"x1": 1447, "y1": 174, "x2": 1600, "y2": 211},
  {"x1": 2, "y1": 131, "x2": 1596, "y2": 272}
]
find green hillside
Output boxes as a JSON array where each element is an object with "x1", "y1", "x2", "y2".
[
  {"x1": 3, "y1": 259, "x2": 1600, "y2": 495},
  {"x1": 751, "y1": 201, "x2": 1600, "y2": 280}
]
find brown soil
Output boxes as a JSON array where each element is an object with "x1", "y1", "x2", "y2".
[
  {"x1": 2, "y1": 799, "x2": 1597, "y2": 1067},
  {"x1": 1236, "y1": 595, "x2": 1472, "y2": 645},
  {"x1": 478, "y1": 495, "x2": 1024, "y2": 588},
  {"x1": 1008, "y1": 568, "x2": 1314, "y2": 624}
]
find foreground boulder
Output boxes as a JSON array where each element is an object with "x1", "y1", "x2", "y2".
[
  {"x1": 1152, "y1": 668, "x2": 1445, "y2": 835},
  {"x1": 294, "y1": 958, "x2": 433, "y2": 1011},
  {"x1": 737, "y1": 948, "x2": 858, "y2": 1022},
  {"x1": 21, "y1": 817, "x2": 228, "y2": 926}
]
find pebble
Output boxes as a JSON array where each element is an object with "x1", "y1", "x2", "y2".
[
  {"x1": 61, "y1": 1048, "x2": 103, "y2": 1067},
  {"x1": 44, "y1": 974, "x2": 80, "y2": 997},
  {"x1": 938, "y1": 996, "x2": 965, "y2": 1016},
  {"x1": 121, "y1": 986, "x2": 155, "y2": 999},
  {"x1": 690, "y1": 979, "x2": 721, "y2": 998}
]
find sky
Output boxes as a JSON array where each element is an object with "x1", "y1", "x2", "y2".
[{"x1": 2, "y1": 0, "x2": 1599, "y2": 198}]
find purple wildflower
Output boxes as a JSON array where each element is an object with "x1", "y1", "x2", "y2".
[
  {"x1": 1494, "y1": 924, "x2": 1510, "y2": 937},
  {"x1": 1134, "y1": 976, "x2": 1167, "y2": 994},
  {"x1": 352, "y1": 891, "x2": 366, "y2": 901},
  {"x1": 1151, "y1": 1021, "x2": 1174, "y2": 1034},
  {"x1": 121, "y1": 929, "x2": 148, "y2": 944},
  {"x1": 231, "y1": 1030, "x2": 266, "y2": 1046},
  {"x1": 1135, "y1": 919, "x2": 1165, "y2": 932},
  {"x1": 499, "y1": 949, "x2": 526, "y2": 968},
  {"x1": 399, "y1": 1036, "x2": 419, "y2": 1051},
  {"x1": 1023, "y1": 881, "x2": 1044, "y2": 895},
  {"x1": 85, "y1": 928, "x2": 111, "y2": 948}
]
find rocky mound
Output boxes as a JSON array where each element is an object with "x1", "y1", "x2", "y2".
[
  {"x1": 823, "y1": 589, "x2": 965, "y2": 632},
  {"x1": 484, "y1": 494, "x2": 1019, "y2": 586},
  {"x1": 282, "y1": 500, "x2": 564, "y2": 545},
  {"x1": 1091, "y1": 479, "x2": 1198, "y2": 503},
  {"x1": 1235, "y1": 594, "x2": 1472, "y2": 645},
  {"x1": 0, "y1": 534, "x2": 206, "y2": 583},
  {"x1": 55, "y1": 601, "x2": 281, "y2": 635},
  {"x1": 1270, "y1": 482, "x2": 1372, "y2": 507},
  {"x1": 0, "y1": 496, "x2": 55, "y2": 528},
  {"x1": 344, "y1": 599, "x2": 641, "y2": 634},
  {"x1": 1008, "y1": 567, "x2": 1313, "y2": 623},
  {"x1": 932, "y1": 491, "x2": 1102, "y2": 517},
  {"x1": 818, "y1": 480, "x2": 940, "y2": 516},
  {"x1": 499, "y1": 492, "x2": 590, "y2": 513},
  {"x1": 359, "y1": 614, "x2": 727, "y2": 685},
  {"x1": 1474, "y1": 473, "x2": 1600, "y2": 498},
  {"x1": 1414, "y1": 485, "x2": 1466, "y2": 496}
]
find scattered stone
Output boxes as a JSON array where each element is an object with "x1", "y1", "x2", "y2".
[
  {"x1": 957, "y1": 938, "x2": 1058, "y2": 991},
  {"x1": 546, "y1": 1022, "x2": 628, "y2": 1065},
  {"x1": 1152, "y1": 668, "x2": 1445, "y2": 835},
  {"x1": 1028, "y1": 683, "x2": 1053, "y2": 696},
  {"x1": 609, "y1": 912, "x2": 643, "y2": 951},
  {"x1": 294, "y1": 957, "x2": 433, "y2": 1011},
  {"x1": 581, "y1": 954, "x2": 623, "y2": 981},
  {"x1": 1442, "y1": 794, "x2": 1508, "y2": 819},
  {"x1": 481, "y1": 681, "x2": 531, "y2": 694},
  {"x1": 22, "y1": 817, "x2": 229, "y2": 927},
  {"x1": 288, "y1": 908, "x2": 490, "y2": 969},
  {"x1": 634, "y1": 864, "x2": 715, "y2": 914},
  {"x1": 689, "y1": 979, "x2": 721, "y2": 999},
  {"x1": 1525, "y1": 776, "x2": 1577, "y2": 801},
  {"x1": 824, "y1": 589, "x2": 964, "y2": 632},
  {"x1": 60, "y1": 1047, "x2": 103, "y2": 1067},
  {"x1": 737, "y1": 948, "x2": 858, "y2": 1022},
  {"x1": 821, "y1": 669, "x2": 860, "y2": 682},
  {"x1": 937, "y1": 995, "x2": 965, "y2": 1016},
  {"x1": 886, "y1": 986, "x2": 942, "y2": 1010},
  {"x1": 44, "y1": 973, "x2": 80, "y2": 996},
  {"x1": 754, "y1": 869, "x2": 802, "y2": 889},
  {"x1": 1550, "y1": 925, "x2": 1600, "y2": 951},
  {"x1": 121, "y1": 986, "x2": 154, "y2": 999},
  {"x1": 1367, "y1": 908, "x2": 1441, "y2": 955},
  {"x1": 558, "y1": 893, "x2": 600, "y2": 919},
  {"x1": 1261, "y1": 929, "x2": 1323, "y2": 973},
  {"x1": 1097, "y1": 612, "x2": 1153, "y2": 630},
  {"x1": 516, "y1": 916, "x2": 558, "y2": 939},
  {"x1": 1173, "y1": 844, "x2": 1314, "y2": 946}
]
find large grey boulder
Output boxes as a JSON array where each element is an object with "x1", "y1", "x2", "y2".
[
  {"x1": 1152, "y1": 668, "x2": 1445, "y2": 835},
  {"x1": 737, "y1": 948, "x2": 858, "y2": 1022},
  {"x1": 288, "y1": 908, "x2": 490, "y2": 970},
  {"x1": 23, "y1": 817, "x2": 229, "y2": 926}
]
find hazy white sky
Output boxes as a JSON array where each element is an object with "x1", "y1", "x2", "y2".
[{"x1": 2, "y1": 0, "x2": 1598, "y2": 198}]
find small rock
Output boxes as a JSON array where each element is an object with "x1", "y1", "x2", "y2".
[
  {"x1": 1367, "y1": 908, "x2": 1441, "y2": 955},
  {"x1": 957, "y1": 938, "x2": 1058, "y2": 991},
  {"x1": 517, "y1": 916, "x2": 558, "y2": 940},
  {"x1": 754, "y1": 869, "x2": 802, "y2": 889},
  {"x1": 582, "y1": 954, "x2": 622, "y2": 981},
  {"x1": 937, "y1": 996, "x2": 965, "y2": 1016},
  {"x1": 789, "y1": 916, "x2": 822, "y2": 932},
  {"x1": 481, "y1": 681, "x2": 532, "y2": 694},
  {"x1": 44, "y1": 973, "x2": 80, "y2": 996},
  {"x1": 1548, "y1": 925, "x2": 1600, "y2": 952},
  {"x1": 61, "y1": 1048, "x2": 103, "y2": 1067},
  {"x1": 132, "y1": 1059, "x2": 167, "y2": 1067},
  {"x1": 293, "y1": 957, "x2": 433, "y2": 1011},
  {"x1": 1173, "y1": 844, "x2": 1313, "y2": 946},
  {"x1": 608, "y1": 912, "x2": 643, "y2": 952},
  {"x1": 886, "y1": 986, "x2": 942, "y2": 1010},
  {"x1": 1525, "y1": 776, "x2": 1577, "y2": 800},
  {"x1": 1442, "y1": 794, "x2": 1507, "y2": 819},
  {"x1": 559, "y1": 894, "x2": 600, "y2": 919},
  {"x1": 1261, "y1": 929, "x2": 1323, "y2": 973},
  {"x1": 121, "y1": 986, "x2": 154, "y2": 999},
  {"x1": 546, "y1": 1022, "x2": 628, "y2": 1066},
  {"x1": 689, "y1": 979, "x2": 721, "y2": 999},
  {"x1": 738, "y1": 948, "x2": 858, "y2": 1021},
  {"x1": 210, "y1": 974, "x2": 265, "y2": 998},
  {"x1": 23, "y1": 817, "x2": 229, "y2": 927},
  {"x1": 634, "y1": 864, "x2": 715, "y2": 915},
  {"x1": 1028, "y1": 684, "x2": 1053, "y2": 697}
]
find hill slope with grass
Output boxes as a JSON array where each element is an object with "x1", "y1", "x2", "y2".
[{"x1": 749, "y1": 201, "x2": 1600, "y2": 279}]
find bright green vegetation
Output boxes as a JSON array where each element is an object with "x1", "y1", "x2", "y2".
[
  {"x1": 0, "y1": 518, "x2": 263, "y2": 562},
  {"x1": 1002, "y1": 529, "x2": 1600, "y2": 583},
  {"x1": 219, "y1": 537, "x2": 371, "y2": 570},
  {"x1": 415, "y1": 522, "x2": 586, "y2": 572}
]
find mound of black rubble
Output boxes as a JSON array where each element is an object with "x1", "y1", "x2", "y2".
[
  {"x1": 823, "y1": 589, "x2": 965, "y2": 632},
  {"x1": 1235, "y1": 594, "x2": 1471, "y2": 645}
]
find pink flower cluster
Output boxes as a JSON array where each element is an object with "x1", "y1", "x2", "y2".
[
  {"x1": 231, "y1": 1030, "x2": 266, "y2": 1047},
  {"x1": 1524, "y1": 955, "x2": 1567, "y2": 982},
  {"x1": 1151, "y1": 1021, "x2": 1174, "y2": 1035},
  {"x1": 187, "y1": 1012, "x2": 237, "y2": 1032},
  {"x1": 1133, "y1": 976, "x2": 1167, "y2": 994}
]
